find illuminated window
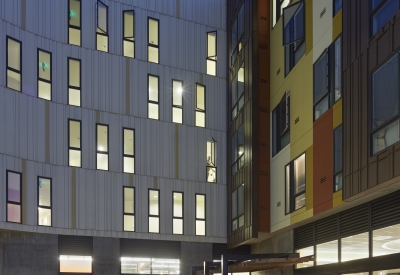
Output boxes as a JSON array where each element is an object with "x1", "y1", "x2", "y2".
[
  {"x1": 295, "y1": 246, "x2": 314, "y2": 269},
  {"x1": 38, "y1": 49, "x2": 52, "y2": 101},
  {"x1": 373, "y1": 224, "x2": 400, "y2": 256},
  {"x1": 123, "y1": 187, "x2": 135, "y2": 232},
  {"x1": 206, "y1": 139, "x2": 217, "y2": 183},
  {"x1": 96, "y1": 124, "x2": 109, "y2": 170},
  {"x1": 68, "y1": 58, "x2": 81, "y2": 106},
  {"x1": 97, "y1": 0, "x2": 108, "y2": 52},
  {"x1": 231, "y1": 183, "x2": 244, "y2": 231},
  {"x1": 173, "y1": 192, "x2": 183, "y2": 234},
  {"x1": 121, "y1": 258, "x2": 180, "y2": 274},
  {"x1": 6, "y1": 36, "x2": 21, "y2": 91},
  {"x1": 231, "y1": 63, "x2": 244, "y2": 119},
  {"x1": 149, "y1": 189, "x2": 159, "y2": 233},
  {"x1": 207, "y1": 31, "x2": 217, "y2": 76},
  {"x1": 68, "y1": 0, "x2": 81, "y2": 46},
  {"x1": 7, "y1": 170, "x2": 22, "y2": 223},
  {"x1": 172, "y1": 80, "x2": 183, "y2": 124},
  {"x1": 316, "y1": 240, "x2": 338, "y2": 266},
  {"x1": 285, "y1": 153, "x2": 306, "y2": 214},
  {"x1": 123, "y1": 11, "x2": 135, "y2": 58},
  {"x1": 148, "y1": 17, "x2": 159, "y2": 63},
  {"x1": 341, "y1": 232, "x2": 369, "y2": 262},
  {"x1": 69, "y1": 119, "x2": 81, "y2": 167},
  {"x1": 195, "y1": 84, "x2": 206, "y2": 127},
  {"x1": 123, "y1": 128, "x2": 135, "y2": 173},
  {"x1": 59, "y1": 255, "x2": 92, "y2": 273},
  {"x1": 38, "y1": 177, "x2": 52, "y2": 226},
  {"x1": 148, "y1": 75, "x2": 159, "y2": 120},
  {"x1": 196, "y1": 194, "x2": 206, "y2": 236}
]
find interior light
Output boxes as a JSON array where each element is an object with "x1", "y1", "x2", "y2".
[
  {"x1": 177, "y1": 87, "x2": 183, "y2": 94},
  {"x1": 98, "y1": 146, "x2": 103, "y2": 151},
  {"x1": 154, "y1": 195, "x2": 158, "y2": 198}
]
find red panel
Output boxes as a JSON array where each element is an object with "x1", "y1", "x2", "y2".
[{"x1": 313, "y1": 109, "x2": 334, "y2": 215}]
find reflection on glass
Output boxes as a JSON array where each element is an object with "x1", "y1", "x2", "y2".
[
  {"x1": 121, "y1": 258, "x2": 179, "y2": 275},
  {"x1": 341, "y1": 232, "x2": 369, "y2": 262},
  {"x1": 372, "y1": 119, "x2": 400, "y2": 155},
  {"x1": 373, "y1": 224, "x2": 400, "y2": 256},
  {"x1": 316, "y1": 240, "x2": 338, "y2": 266}
]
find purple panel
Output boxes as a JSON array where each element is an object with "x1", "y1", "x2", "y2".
[
  {"x1": 7, "y1": 172, "x2": 20, "y2": 202},
  {"x1": 7, "y1": 203, "x2": 21, "y2": 223}
]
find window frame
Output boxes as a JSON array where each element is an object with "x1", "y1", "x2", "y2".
[
  {"x1": 230, "y1": 4, "x2": 244, "y2": 64},
  {"x1": 123, "y1": 186, "x2": 135, "y2": 232},
  {"x1": 195, "y1": 83, "x2": 206, "y2": 127},
  {"x1": 148, "y1": 74, "x2": 160, "y2": 120},
  {"x1": 231, "y1": 183, "x2": 245, "y2": 232},
  {"x1": 195, "y1": 193, "x2": 206, "y2": 236},
  {"x1": 285, "y1": 153, "x2": 306, "y2": 215},
  {"x1": 272, "y1": 92, "x2": 290, "y2": 157},
  {"x1": 68, "y1": 119, "x2": 82, "y2": 168},
  {"x1": 6, "y1": 36, "x2": 22, "y2": 92},
  {"x1": 333, "y1": 0, "x2": 342, "y2": 16},
  {"x1": 172, "y1": 191, "x2": 184, "y2": 235},
  {"x1": 68, "y1": 0, "x2": 81, "y2": 46},
  {"x1": 96, "y1": 123, "x2": 109, "y2": 171},
  {"x1": 123, "y1": 128, "x2": 135, "y2": 174},
  {"x1": 96, "y1": 0, "x2": 109, "y2": 52},
  {"x1": 333, "y1": 125, "x2": 343, "y2": 192},
  {"x1": 284, "y1": 39, "x2": 306, "y2": 76},
  {"x1": 172, "y1": 79, "x2": 183, "y2": 124},
  {"x1": 206, "y1": 139, "x2": 217, "y2": 183},
  {"x1": 206, "y1": 31, "x2": 217, "y2": 76},
  {"x1": 6, "y1": 170, "x2": 22, "y2": 224},
  {"x1": 67, "y1": 57, "x2": 81, "y2": 106},
  {"x1": 231, "y1": 124, "x2": 245, "y2": 175},
  {"x1": 37, "y1": 176, "x2": 52, "y2": 227},
  {"x1": 148, "y1": 189, "x2": 160, "y2": 234},
  {"x1": 370, "y1": 0, "x2": 400, "y2": 37},
  {"x1": 231, "y1": 62, "x2": 245, "y2": 119},
  {"x1": 37, "y1": 48, "x2": 52, "y2": 101},
  {"x1": 123, "y1": 10, "x2": 135, "y2": 58},
  {"x1": 147, "y1": 17, "x2": 160, "y2": 63}
]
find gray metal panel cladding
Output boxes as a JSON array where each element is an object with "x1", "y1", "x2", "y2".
[{"x1": 58, "y1": 235, "x2": 93, "y2": 256}]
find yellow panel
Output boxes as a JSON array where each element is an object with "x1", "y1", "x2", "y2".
[
  {"x1": 333, "y1": 190, "x2": 346, "y2": 207},
  {"x1": 332, "y1": 9, "x2": 342, "y2": 40},
  {"x1": 306, "y1": 0, "x2": 313, "y2": 54},
  {"x1": 333, "y1": 98, "x2": 342, "y2": 129},
  {"x1": 305, "y1": 146, "x2": 313, "y2": 210},
  {"x1": 270, "y1": 17, "x2": 285, "y2": 105},
  {"x1": 290, "y1": 207, "x2": 313, "y2": 225}
]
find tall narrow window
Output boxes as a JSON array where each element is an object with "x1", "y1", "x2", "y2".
[
  {"x1": 333, "y1": 0, "x2": 342, "y2": 16},
  {"x1": 273, "y1": 0, "x2": 290, "y2": 26},
  {"x1": 334, "y1": 125, "x2": 343, "y2": 192},
  {"x1": 195, "y1": 84, "x2": 206, "y2": 127},
  {"x1": 206, "y1": 139, "x2": 217, "y2": 183},
  {"x1": 123, "y1": 187, "x2": 135, "y2": 232},
  {"x1": 68, "y1": 0, "x2": 81, "y2": 46},
  {"x1": 285, "y1": 153, "x2": 306, "y2": 214},
  {"x1": 149, "y1": 189, "x2": 160, "y2": 233},
  {"x1": 231, "y1": 183, "x2": 244, "y2": 231},
  {"x1": 7, "y1": 171, "x2": 22, "y2": 223},
  {"x1": 6, "y1": 36, "x2": 21, "y2": 91},
  {"x1": 123, "y1": 128, "x2": 135, "y2": 173},
  {"x1": 232, "y1": 62, "x2": 245, "y2": 118},
  {"x1": 148, "y1": 75, "x2": 159, "y2": 120},
  {"x1": 97, "y1": 0, "x2": 108, "y2": 52},
  {"x1": 272, "y1": 92, "x2": 290, "y2": 156},
  {"x1": 96, "y1": 124, "x2": 109, "y2": 170},
  {"x1": 207, "y1": 31, "x2": 217, "y2": 76},
  {"x1": 123, "y1": 11, "x2": 135, "y2": 58},
  {"x1": 195, "y1": 194, "x2": 206, "y2": 236},
  {"x1": 38, "y1": 177, "x2": 52, "y2": 226},
  {"x1": 231, "y1": 124, "x2": 244, "y2": 175},
  {"x1": 68, "y1": 119, "x2": 81, "y2": 167},
  {"x1": 230, "y1": 5, "x2": 244, "y2": 64},
  {"x1": 68, "y1": 58, "x2": 81, "y2": 106},
  {"x1": 148, "y1": 17, "x2": 159, "y2": 63},
  {"x1": 172, "y1": 80, "x2": 183, "y2": 124},
  {"x1": 38, "y1": 49, "x2": 52, "y2": 101},
  {"x1": 173, "y1": 192, "x2": 183, "y2": 234}
]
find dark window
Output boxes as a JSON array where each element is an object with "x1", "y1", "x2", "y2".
[
  {"x1": 231, "y1": 183, "x2": 244, "y2": 231},
  {"x1": 68, "y1": 0, "x2": 81, "y2": 46},
  {"x1": 7, "y1": 170, "x2": 22, "y2": 223},
  {"x1": 148, "y1": 17, "x2": 159, "y2": 63},
  {"x1": 123, "y1": 187, "x2": 135, "y2": 232},
  {"x1": 172, "y1": 80, "x2": 183, "y2": 124},
  {"x1": 6, "y1": 36, "x2": 22, "y2": 91},
  {"x1": 334, "y1": 126, "x2": 343, "y2": 192},
  {"x1": 195, "y1": 84, "x2": 206, "y2": 127},
  {"x1": 68, "y1": 119, "x2": 81, "y2": 167},
  {"x1": 284, "y1": 40, "x2": 305, "y2": 75},
  {"x1": 333, "y1": 0, "x2": 342, "y2": 16},
  {"x1": 148, "y1": 74, "x2": 159, "y2": 120},
  {"x1": 123, "y1": 128, "x2": 135, "y2": 174},
  {"x1": 173, "y1": 192, "x2": 183, "y2": 234},
  {"x1": 274, "y1": 0, "x2": 290, "y2": 26},
  {"x1": 37, "y1": 49, "x2": 52, "y2": 101},
  {"x1": 68, "y1": 58, "x2": 81, "y2": 106},
  {"x1": 230, "y1": 4, "x2": 244, "y2": 64},
  {"x1": 371, "y1": 0, "x2": 400, "y2": 36},
  {"x1": 285, "y1": 153, "x2": 306, "y2": 214},
  {"x1": 272, "y1": 92, "x2": 290, "y2": 156},
  {"x1": 371, "y1": 53, "x2": 399, "y2": 155},
  {"x1": 38, "y1": 177, "x2": 52, "y2": 226},
  {"x1": 97, "y1": 0, "x2": 108, "y2": 52},
  {"x1": 196, "y1": 194, "x2": 206, "y2": 236},
  {"x1": 149, "y1": 189, "x2": 160, "y2": 233},
  {"x1": 231, "y1": 62, "x2": 245, "y2": 119},
  {"x1": 313, "y1": 36, "x2": 342, "y2": 120},
  {"x1": 123, "y1": 11, "x2": 135, "y2": 58},
  {"x1": 207, "y1": 31, "x2": 217, "y2": 76},
  {"x1": 231, "y1": 124, "x2": 244, "y2": 175},
  {"x1": 96, "y1": 124, "x2": 109, "y2": 170},
  {"x1": 206, "y1": 139, "x2": 217, "y2": 183}
]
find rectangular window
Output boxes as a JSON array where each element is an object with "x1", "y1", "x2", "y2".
[
  {"x1": 37, "y1": 49, "x2": 52, "y2": 101},
  {"x1": 272, "y1": 92, "x2": 290, "y2": 156},
  {"x1": 60, "y1": 255, "x2": 92, "y2": 273},
  {"x1": 38, "y1": 177, "x2": 51, "y2": 226},
  {"x1": 123, "y1": 11, "x2": 135, "y2": 58},
  {"x1": 121, "y1": 258, "x2": 180, "y2": 274},
  {"x1": 371, "y1": 53, "x2": 399, "y2": 154},
  {"x1": 231, "y1": 125, "x2": 244, "y2": 175},
  {"x1": 231, "y1": 183, "x2": 244, "y2": 231},
  {"x1": 6, "y1": 36, "x2": 21, "y2": 91},
  {"x1": 172, "y1": 80, "x2": 183, "y2": 124},
  {"x1": 196, "y1": 194, "x2": 206, "y2": 236},
  {"x1": 148, "y1": 74, "x2": 159, "y2": 120},
  {"x1": 373, "y1": 224, "x2": 400, "y2": 256},
  {"x1": 97, "y1": 0, "x2": 108, "y2": 52},
  {"x1": 68, "y1": 58, "x2": 81, "y2": 106},
  {"x1": 371, "y1": 0, "x2": 400, "y2": 36},
  {"x1": 206, "y1": 139, "x2": 217, "y2": 183},
  {"x1": 316, "y1": 240, "x2": 338, "y2": 266},
  {"x1": 334, "y1": 125, "x2": 343, "y2": 192},
  {"x1": 96, "y1": 124, "x2": 108, "y2": 170},
  {"x1": 123, "y1": 187, "x2": 135, "y2": 232},
  {"x1": 207, "y1": 31, "x2": 217, "y2": 76},
  {"x1": 273, "y1": 0, "x2": 290, "y2": 26},
  {"x1": 333, "y1": 0, "x2": 342, "y2": 16},
  {"x1": 6, "y1": 170, "x2": 22, "y2": 223},
  {"x1": 149, "y1": 189, "x2": 159, "y2": 233},
  {"x1": 295, "y1": 246, "x2": 314, "y2": 269},
  {"x1": 195, "y1": 84, "x2": 206, "y2": 127},
  {"x1": 123, "y1": 128, "x2": 135, "y2": 173},
  {"x1": 68, "y1": 0, "x2": 81, "y2": 46},
  {"x1": 173, "y1": 192, "x2": 183, "y2": 235},
  {"x1": 148, "y1": 17, "x2": 159, "y2": 63},
  {"x1": 232, "y1": 63, "x2": 245, "y2": 119},
  {"x1": 68, "y1": 119, "x2": 81, "y2": 167},
  {"x1": 341, "y1": 232, "x2": 369, "y2": 262},
  {"x1": 230, "y1": 5, "x2": 244, "y2": 64},
  {"x1": 285, "y1": 153, "x2": 306, "y2": 214}
]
